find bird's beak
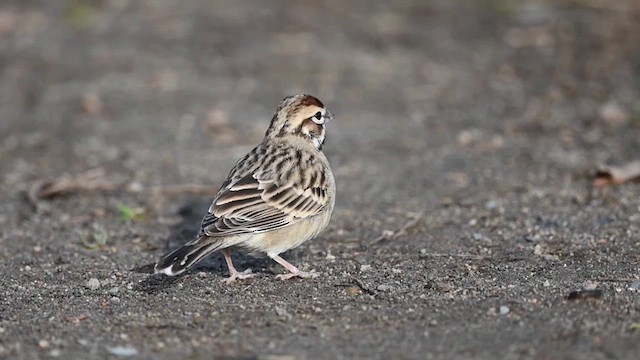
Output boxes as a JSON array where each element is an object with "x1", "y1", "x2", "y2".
[{"x1": 324, "y1": 110, "x2": 334, "y2": 123}]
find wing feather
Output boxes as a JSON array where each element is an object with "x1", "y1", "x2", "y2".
[{"x1": 199, "y1": 147, "x2": 330, "y2": 237}]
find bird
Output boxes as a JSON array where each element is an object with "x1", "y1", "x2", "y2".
[{"x1": 154, "y1": 94, "x2": 335, "y2": 283}]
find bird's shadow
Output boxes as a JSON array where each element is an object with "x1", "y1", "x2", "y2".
[{"x1": 132, "y1": 197, "x2": 271, "y2": 294}]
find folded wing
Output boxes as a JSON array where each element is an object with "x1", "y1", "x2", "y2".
[{"x1": 200, "y1": 159, "x2": 329, "y2": 236}]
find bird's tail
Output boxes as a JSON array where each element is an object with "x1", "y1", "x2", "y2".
[{"x1": 154, "y1": 236, "x2": 223, "y2": 276}]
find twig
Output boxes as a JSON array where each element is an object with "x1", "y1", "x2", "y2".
[
  {"x1": 371, "y1": 212, "x2": 423, "y2": 244},
  {"x1": 26, "y1": 168, "x2": 220, "y2": 207},
  {"x1": 29, "y1": 168, "x2": 117, "y2": 200},
  {"x1": 352, "y1": 278, "x2": 376, "y2": 296}
]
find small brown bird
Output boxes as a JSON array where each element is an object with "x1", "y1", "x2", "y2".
[{"x1": 155, "y1": 94, "x2": 335, "y2": 283}]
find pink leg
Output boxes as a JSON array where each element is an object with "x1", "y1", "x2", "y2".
[
  {"x1": 222, "y1": 249, "x2": 255, "y2": 284},
  {"x1": 269, "y1": 254, "x2": 318, "y2": 280}
]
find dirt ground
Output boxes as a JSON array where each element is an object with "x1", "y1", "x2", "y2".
[{"x1": 1, "y1": 1, "x2": 639, "y2": 359}]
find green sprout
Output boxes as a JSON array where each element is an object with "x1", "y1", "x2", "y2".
[{"x1": 117, "y1": 204, "x2": 146, "y2": 222}]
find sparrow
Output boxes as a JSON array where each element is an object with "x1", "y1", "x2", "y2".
[{"x1": 155, "y1": 94, "x2": 335, "y2": 283}]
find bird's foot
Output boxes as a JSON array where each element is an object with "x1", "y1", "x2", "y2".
[
  {"x1": 222, "y1": 268, "x2": 255, "y2": 284},
  {"x1": 275, "y1": 269, "x2": 319, "y2": 281}
]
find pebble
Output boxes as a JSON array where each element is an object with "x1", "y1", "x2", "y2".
[
  {"x1": 499, "y1": 306, "x2": 510, "y2": 315},
  {"x1": 110, "y1": 296, "x2": 121, "y2": 304},
  {"x1": 107, "y1": 287, "x2": 120, "y2": 295},
  {"x1": 106, "y1": 346, "x2": 138, "y2": 357},
  {"x1": 533, "y1": 244, "x2": 543, "y2": 255},
  {"x1": 85, "y1": 278, "x2": 100, "y2": 290},
  {"x1": 600, "y1": 101, "x2": 629, "y2": 126},
  {"x1": 360, "y1": 264, "x2": 372, "y2": 272},
  {"x1": 485, "y1": 200, "x2": 498, "y2": 210},
  {"x1": 629, "y1": 280, "x2": 640, "y2": 291},
  {"x1": 49, "y1": 349, "x2": 61, "y2": 357},
  {"x1": 24, "y1": 265, "x2": 31, "y2": 272},
  {"x1": 377, "y1": 284, "x2": 390, "y2": 292},
  {"x1": 472, "y1": 233, "x2": 492, "y2": 243},
  {"x1": 275, "y1": 306, "x2": 292, "y2": 320},
  {"x1": 38, "y1": 340, "x2": 50, "y2": 349}
]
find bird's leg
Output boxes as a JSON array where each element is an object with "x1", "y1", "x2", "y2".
[
  {"x1": 222, "y1": 249, "x2": 255, "y2": 284},
  {"x1": 269, "y1": 254, "x2": 318, "y2": 280}
]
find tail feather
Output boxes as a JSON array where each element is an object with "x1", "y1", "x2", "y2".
[{"x1": 154, "y1": 237, "x2": 223, "y2": 276}]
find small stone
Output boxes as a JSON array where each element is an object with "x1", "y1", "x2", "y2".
[
  {"x1": 377, "y1": 284, "x2": 390, "y2": 292},
  {"x1": 628, "y1": 280, "x2": 640, "y2": 291},
  {"x1": 49, "y1": 349, "x2": 61, "y2": 357},
  {"x1": 485, "y1": 200, "x2": 498, "y2": 210},
  {"x1": 107, "y1": 287, "x2": 120, "y2": 295},
  {"x1": 325, "y1": 251, "x2": 336, "y2": 261},
  {"x1": 543, "y1": 280, "x2": 551, "y2": 287},
  {"x1": 106, "y1": 346, "x2": 138, "y2": 357},
  {"x1": 38, "y1": 340, "x2": 50, "y2": 349},
  {"x1": 78, "y1": 339, "x2": 89, "y2": 346},
  {"x1": 533, "y1": 244, "x2": 543, "y2": 255},
  {"x1": 499, "y1": 306, "x2": 510, "y2": 315},
  {"x1": 24, "y1": 265, "x2": 31, "y2": 272},
  {"x1": 110, "y1": 296, "x2": 120, "y2": 304},
  {"x1": 85, "y1": 278, "x2": 100, "y2": 290},
  {"x1": 583, "y1": 281, "x2": 598, "y2": 290},
  {"x1": 600, "y1": 101, "x2": 629, "y2": 126},
  {"x1": 274, "y1": 306, "x2": 292, "y2": 320},
  {"x1": 472, "y1": 233, "x2": 491, "y2": 243},
  {"x1": 360, "y1": 264, "x2": 372, "y2": 272}
]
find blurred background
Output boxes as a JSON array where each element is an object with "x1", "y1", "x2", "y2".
[
  {"x1": 1, "y1": 1, "x2": 639, "y2": 359},
  {"x1": 1, "y1": 0, "x2": 638, "y2": 199}
]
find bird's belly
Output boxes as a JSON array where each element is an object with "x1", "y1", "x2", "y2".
[{"x1": 240, "y1": 211, "x2": 332, "y2": 256}]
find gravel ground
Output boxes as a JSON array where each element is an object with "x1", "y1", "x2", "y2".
[{"x1": 1, "y1": 1, "x2": 639, "y2": 359}]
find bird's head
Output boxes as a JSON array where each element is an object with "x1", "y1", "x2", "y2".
[{"x1": 265, "y1": 94, "x2": 333, "y2": 150}]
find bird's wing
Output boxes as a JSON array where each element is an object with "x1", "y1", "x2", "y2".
[{"x1": 199, "y1": 152, "x2": 330, "y2": 237}]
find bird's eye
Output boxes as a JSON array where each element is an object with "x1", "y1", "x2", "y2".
[{"x1": 311, "y1": 111, "x2": 323, "y2": 124}]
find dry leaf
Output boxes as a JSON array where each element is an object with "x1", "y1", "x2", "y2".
[{"x1": 594, "y1": 161, "x2": 640, "y2": 187}]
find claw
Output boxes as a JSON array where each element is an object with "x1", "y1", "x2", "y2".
[{"x1": 222, "y1": 268, "x2": 256, "y2": 284}]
